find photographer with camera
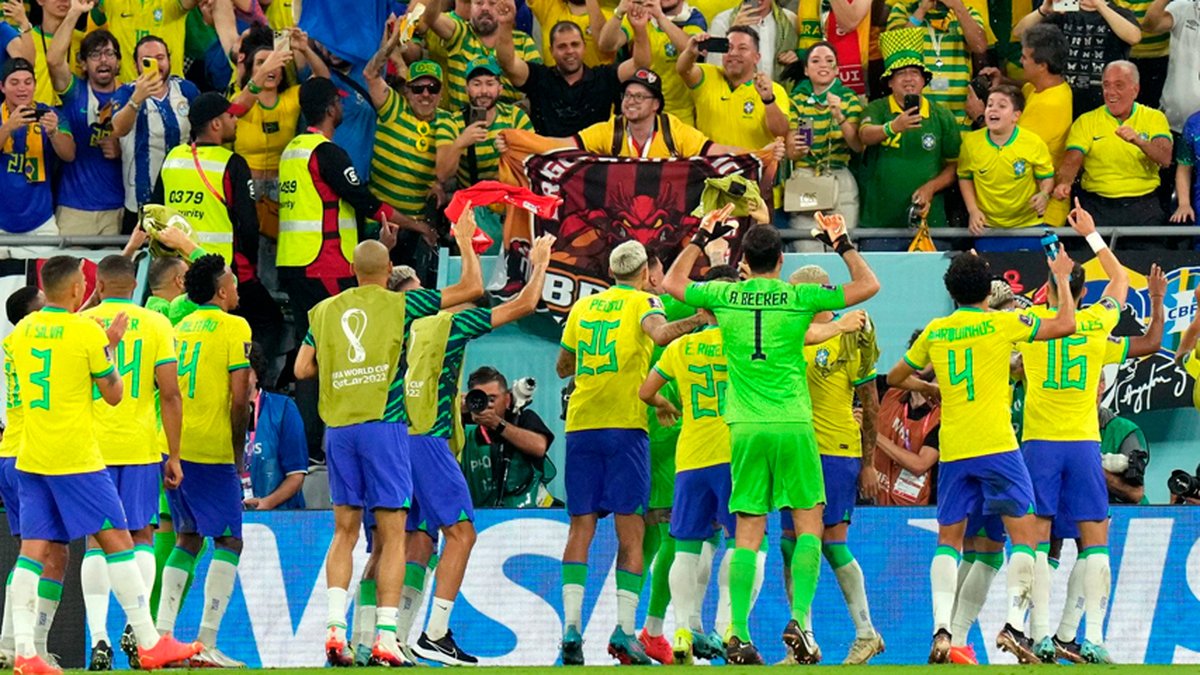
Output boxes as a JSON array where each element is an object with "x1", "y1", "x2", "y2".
[
  {"x1": 460, "y1": 367, "x2": 557, "y2": 509},
  {"x1": 1098, "y1": 376, "x2": 1149, "y2": 505}
]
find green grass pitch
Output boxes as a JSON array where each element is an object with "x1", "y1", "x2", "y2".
[{"x1": 56, "y1": 662, "x2": 1200, "y2": 667}]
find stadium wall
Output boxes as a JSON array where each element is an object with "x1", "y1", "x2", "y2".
[
  {"x1": 70, "y1": 506, "x2": 1200, "y2": 666},
  {"x1": 445, "y1": 252, "x2": 1200, "y2": 505}
]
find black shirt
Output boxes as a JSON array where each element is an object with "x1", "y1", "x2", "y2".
[
  {"x1": 1046, "y1": 4, "x2": 1139, "y2": 117},
  {"x1": 520, "y1": 63, "x2": 622, "y2": 137}
]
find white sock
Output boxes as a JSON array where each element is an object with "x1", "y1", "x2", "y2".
[
  {"x1": 0, "y1": 570, "x2": 13, "y2": 653},
  {"x1": 715, "y1": 550, "x2": 732, "y2": 637},
  {"x1": 930, "y1": 551, "x2": 959, "y2": 634},
  {"x1": 327, "y1": 586, "x2": 349, "y2": 636},
  {"x1": 82, "y1": 551, "x2": 112, "y2": 647},
  {"x1": 33, "y1": 581, "x2": 60, "y2": 657},
  {"x1": 10, "y1": 560, "x2": 39, "y2": 658},
  {"x1": 562, "y1": 583, "x2": 584, "y2": 633},
  {"x1": 397, "y1": 585, "x2": 423, "y2": 642},
  {"x1": 644, "y1": 615, "x2": 664, "y2": 637},
  {"x1": 833, "y1": 560, "x2": 874, "y2": 639},
  {"x1": 375, "y1": 607, "x2": 399, "y2": 651},
  {"x1": 1083, "y1": 552, "x2": 1110, "y2": 645},
  {"x1": 693, "y1": 541, "x2": 715, "y2": 632},
  {"x1": 107, "y1": 553, "x2": 158, "y2": 649},
  {"x1": 950, "y1": 561, "x2": 998, "y2": 646},
  {"x1": 134, "y1": 546, "x2": 157, "y2": 596},
  {"x1": 750, "y1": 549, "x2": 766, "y2": 607},
  {"x1": 155, "y1": 562, "x2": 191, "y2": 635},
  {"x1": 1006, "y1": 548, "x2": 1035, "y2": 629},
  {"x1": 1056, "y1": 559, "x2": 1087, "y2": 642},
  {"x1": 616, "y1": 588, "x2": 638, "y2": 635},
  {"x1": 669, "y1": 550, "x2": 700, "y2": 632},
  {"x1": 425, "y1": 597, "x2": 453, "y2": 641},
  {"x1": 197, "y1": 554, "x2": 238, "y2": 648},
  {"x1": 1031, "y1": 550, "x2": 1052, "y2": 642}
]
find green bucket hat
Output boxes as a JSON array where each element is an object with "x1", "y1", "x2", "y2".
[{"x1": 880, "y1": 27, "x2": 931, "y2": 80}]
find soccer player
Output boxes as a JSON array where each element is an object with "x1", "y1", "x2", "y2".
[
  {"x1": 886, "y1": 247, "x2": 1079, "y2": 664},
  {"x1": 787, "y1": 264, "x2": 885, "y2": 665},
  {"x1": 8, "y1": 255, "x2": 200, "y2": 675},
  {"x1": 1016, "y1": 201, "x2": 1156, "y2": 664},
  {"x1": 393, "y1": 233, "x2": 555, "y2": 666},
  {"x1": 555, "y1": 239, "x2": 709, "y2": 665},
  {"x1": 638, "y1": 265, "x2": 738, "y2": 665},
  {"x1": 0, "y1": 286, "x2": 58, "y2": 670},
  {"x1": 662, "y1": 211, "x2": 881, "y2": 664},
  {"x1": 80, "y1": 256, "x2": 185, "y2": 670},
  {"x1": 295, "y1": 213, "x2": 483, "y2": 667},
  {"x1": 155, "y1": 254, "x2": 253, "y2": 667}
]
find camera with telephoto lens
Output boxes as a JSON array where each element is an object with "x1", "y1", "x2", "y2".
[
  {"x1": 465, "y1": 388, "x2": 490, "y2": 414},
  {"x1": 1168, "y1": 464, "x2": 1200, "y2": 500}
]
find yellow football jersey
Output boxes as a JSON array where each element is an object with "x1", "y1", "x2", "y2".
[
  {"x1": 806, "y1": 328, "x2": 878, "y2": 458},
  {"x1": 11, "y1": 308, "x2": 114, "y2": 475},
  {"x1": 1017, "y1": 299, "x2": 1122, "y2": 442},
  {"x1": 653, "y1": 326, "x2": 730, "y2": 472},
  {"x1": 561, "y1": 285, "x2": 664, "y2": 432},
  {"x1": 175, "y1": 306, "x2": 252, "y2": 464},
  {"x1": 83, "y1": 300, "x2": 177, "y2": 465},
  {"x1": 104, "y1": 0, "x2": 189, "y2": 82},
  {"x1": 0, "y1": 334, "x2": 24, "y2": 459},
  {"x1": 904, "y1": 308, "x2": 1039, "y2": 461}
]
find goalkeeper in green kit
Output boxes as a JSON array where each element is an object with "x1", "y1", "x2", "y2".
[{"x1": 663, "y1": 209, "x2": 880, "y2": 664}]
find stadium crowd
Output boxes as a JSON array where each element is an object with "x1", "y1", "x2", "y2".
[{"x1": 0, "y1": 0, "x2": 1198, "y2": 671}]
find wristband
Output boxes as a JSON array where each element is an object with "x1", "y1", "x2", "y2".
[
  {"x1": 690, "y1": 229, "x2": 714, "y2": 249},
  {"x1": 762, "y1": 96, "x2": 776, "y2": 105},
  {"x1": 1037, "y1": 4, "x2": 1049, "y2": 16},
  {"x1": 227, "y1": 102, "x2": 250, "y2": 116},
  {"x1": 908, "y1": 14, "x2": 923, "y2": 25},
  {"x1": 883, "y1": 121, "x2": 896, "y2": 138},
  {"x1": 614, "y1": 8, "x2": 626, "y2": 18},
  {"x1": 494, "y1": 420, "x2": 508, "y2": 435},
  {"x1": 1085, "y1": 231, "x2": 1106, "y2": 253},
  {"x1": 833, "y1": 237, "x2": 856, "y2": 256},
  {"x1": 247, "y1": 81, "x2": 264, "y2": 95}
]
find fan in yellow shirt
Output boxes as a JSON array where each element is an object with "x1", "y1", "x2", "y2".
[
  {"x1": 887, "y1": 249, "x2": 1081, "y2": 664},
  {"x1": 99, "y1": 0, "x2": 194, "y2": 82}
]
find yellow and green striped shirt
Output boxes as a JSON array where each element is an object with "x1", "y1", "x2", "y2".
[
  {"x1": 788, "y1": 78, "x2": 864, "y2": 170},
  {"x1": 1115, "y1": 0, "x2": 1170, "y2": 59},
  {"x1": 427, "y1": 14, "x2": 541, "y2": 112},
  {"x1": 887, "y1": 1, "x2": 983, "y2": 126},
  {"x1": 435, "y1": 102, "x2": 533, "y2": 186},
  {"x1": 370, "y1": 89, "x2": 451, "y2": 217}
]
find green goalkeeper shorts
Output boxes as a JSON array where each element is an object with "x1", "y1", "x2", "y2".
[{"x1": 728, "y1": 422, "x2": 825, "y2": 515}]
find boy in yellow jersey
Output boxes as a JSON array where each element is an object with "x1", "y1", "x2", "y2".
[
  {"x1": 787, "y1": 265, "x2": 885, "y2": 665},
  {"x1": 1015, "y1": 202, "x2": 1155, "y2": 665},
  {"x1": 886, "y1": 248, "x2": 1079, "y2": 664},
  {"x1": 958, "y1": 86, "x2": 1055, "y2": 234},
  {"x1": 555, "y1": 240, "x2": 707, "y2": 665},
  {"x1": 155, "y1": 255, "x2": 252, "y2": 668},
  {"x1": 8, "y1": 256, "x2": 200, "y2": 675},
  {"x1": 80, "y1": 256, "x2": 184, "y2": 671},
  {"x1": 0, "y1": 286, "x2": 56, "y2": 670},
  {"x1": 638, "y1": 265, "x2": 738, "y2": 666}
]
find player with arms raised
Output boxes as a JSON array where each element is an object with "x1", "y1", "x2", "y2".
[
  {"x1": 8, "y1": 256, "x2": 200, "y2": 675},
  {"x1": 886, "y1": 247, "x2": 1079, "y2": 663},
  {"x1": 663, "y1": 211, "x2": 881, "y2": 664}
]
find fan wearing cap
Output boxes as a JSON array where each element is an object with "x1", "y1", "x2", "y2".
[
  {"x1": 496, "y1": 1, "x2": 651, "y2": 137},
  {"x1": 0, "y1": 57, "x2": 75, "y2": 236},
  {"x1": 363, "y1": 29, "x2": 452, "y2": 258},
  {"x1": 857, "y1": 28, "x2": 961, "y2": 235},
  {"x1": 434, "y1": 56, "x2": 532, "y2": 187},
  {"x1": 153, "y1": 92, "x2": 260, "y2": 286}
]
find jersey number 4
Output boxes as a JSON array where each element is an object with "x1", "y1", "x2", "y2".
[
  {"x1": 948, "y1": 347, "x2": 975, "y2": 402},
  {"x1": 178, "y1": 341, "x2": 202, "y2": 399}
]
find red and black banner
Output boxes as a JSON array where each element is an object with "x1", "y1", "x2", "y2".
[{"x1": 522, "y1": 151, "x2": 765, "y2": 320}]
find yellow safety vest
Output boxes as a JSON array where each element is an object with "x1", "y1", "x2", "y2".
[
  {"x1": 159, "y1": 144, "x2": 235, "y2": 263},
  {"x1": 277, "y1": 133, "x2": 357, "y2": 268}
]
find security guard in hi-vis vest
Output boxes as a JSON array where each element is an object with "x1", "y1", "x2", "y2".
[{"x1": 153, "y1": 92, "x2": 260, "y2": 283}]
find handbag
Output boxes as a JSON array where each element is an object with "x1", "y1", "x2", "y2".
[{"x1": 784, "y1": 168, "x2": 840, "y2": 212}]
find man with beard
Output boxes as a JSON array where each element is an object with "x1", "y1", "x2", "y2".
[
  {"x1": 497, "y1": 2, "x2": 651, "y2": 136},
  {"x1": 46, "y1": 4, "x2": 123, "y2": 236},
  {"x1": 416, "y1": 0, "x2": 541, "y2": 111},
  {"x1": 597, "y1": 0, "x2": 707, "y2": 122},
  {"x1": 528, "y1": 0, "x2": 613, "y2": 67},
  {"x1": 678, "y1": 26, "x2": 790, "y2": 150},
  {"x1": 435, "y1": 56, "x2": 533, "y2": 187}
]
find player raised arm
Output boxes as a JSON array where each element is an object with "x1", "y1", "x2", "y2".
[
  {"x1": 813, "y1": 212, "x2": 880, "y2": 307},
  {"x1": 490, "y1": 234, "x2": 555, "y2": 327},
  {"x1": 440, "y1": 204, "x2": 486, "y2": 308},
  {"x1": 663, "y1": 204, "x2": 737, "y2": 302},
  {"x1": 1032, "y1": 246, "x2": 1078, "y2": 341},
  {"x1": 156, "y1": 361, "x2": 185, "y2": 488},
  {"x1": 642, "y1": 309, "x2": 707, "y2": 347},
  {"x1": 1068, "y1": 198, "x2": 1129, "y2": 306},
  {"x1": 1128, "y1": 263, "x2": 1165, "y2": 358},
  {"x1": 804, "y1": 309, "x2": 866, "y2": 344}
]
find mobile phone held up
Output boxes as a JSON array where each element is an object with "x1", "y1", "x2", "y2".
[
  {"x1": 700, "y1": 37, "x2": 730, "y2": 53},
  {"x1": 902, "y1": 93, "x2": 921, "y2": 114},
  {"x1": 468, "y1": 105, "x2": 488, "y2": 126},
  {"x1": 1040, "y1": 228, "x2": 1060, "y2": 260},
  {"x1": 141, "y1": 57, "x2": 157, "y2": 75},
  {"x1": 795, "y1": 118, "x2": 813, "y2": 147}
]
